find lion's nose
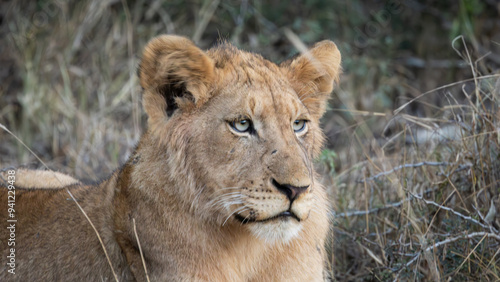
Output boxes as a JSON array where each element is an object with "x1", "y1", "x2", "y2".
[{"x1": 271, "y1": 178, "x2": 309, "y2": 202}]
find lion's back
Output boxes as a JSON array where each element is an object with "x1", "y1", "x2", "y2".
[{"x1": 0, "y1": 172, "x2": 132, "y2": 281}]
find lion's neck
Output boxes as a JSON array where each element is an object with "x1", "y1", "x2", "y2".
[{"x1": 111, "y1": 136, "x2": 272, "y2": 279}]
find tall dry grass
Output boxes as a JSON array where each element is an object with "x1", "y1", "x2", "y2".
[{"x1": 328, "y1": 45, "x2": 500, "y2": 279}]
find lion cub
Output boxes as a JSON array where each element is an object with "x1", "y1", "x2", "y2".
[{"x1": 1, "y1": 35, "x2": 341, "y2": 281}]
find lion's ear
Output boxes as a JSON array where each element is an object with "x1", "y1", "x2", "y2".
[
  {"x1": 281, "y1": 40, "x2": 341, "y2": 119},
  {"x1": 139, "y1": 35, "x2": 215, "y2": 128}
]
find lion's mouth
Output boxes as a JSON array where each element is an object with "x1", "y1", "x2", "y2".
[{"x1": 235, "y1": 211, "x2": 300, "y2": 224}]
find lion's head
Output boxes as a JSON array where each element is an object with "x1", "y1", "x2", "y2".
[{"x1": 138, "y1": 35, "x2": 341, "y2": 243}]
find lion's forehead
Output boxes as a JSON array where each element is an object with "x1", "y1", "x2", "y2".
[
  {"x1": 220, "y1": 83, "x2": 302, "y2": 129},
  {"x1": 248, "y1": 88, "x2": 301, "y2": 122},
  {"x1": 215, "y1": 59, "x2": 286, "y2": 86},
  {"x1": 210, "y1": 51, "x2": 302, "y2": 117},
  {"x1": 210, "y1": 46, "x2": 288, "y2": 87}
]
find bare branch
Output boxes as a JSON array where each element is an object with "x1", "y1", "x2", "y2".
[
  {"x1": 359, "y1": 161, "x2": 459, "y2": 183},
  {"x1": 333, "y1": 199, "x2": 408, "y2": 218},
  {"x1": 396, "y1": 232, "x2": 500, "y2": 278},
  {"x1": 472, "y1": 204, "x2": 499, "y2": 234},
  {"x1": 409, "y1": 191, "x2": 492, "y2": 230},
  {"x1": 425, "y1": 232, "x2": 500, "y2": 252},
  {"x1": 333, "y1": 188, "x2": 435, "y2": 218}
]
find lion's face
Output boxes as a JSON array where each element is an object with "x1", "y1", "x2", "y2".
[
  {"x1": 191, "y1": 69, "x2": 324, "y2": 242},
  {"x1": 139, "y1": 36, "x2": 341, "y2": 243}
]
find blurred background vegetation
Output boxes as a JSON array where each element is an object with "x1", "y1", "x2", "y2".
[{"x1": 1, "y1": 0, "x2": 499, "y2": 280}]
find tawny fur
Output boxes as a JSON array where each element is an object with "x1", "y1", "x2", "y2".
[{"x1": 0, "y1": 35, "x2": 341, "y2": 281}]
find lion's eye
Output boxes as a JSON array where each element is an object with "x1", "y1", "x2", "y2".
[
  {"x1": 292, "y1": 120, "x2": 307, "y2": 133},
  {"x1": 231, "y1": 119, "x2": 252, "y2": 133}
]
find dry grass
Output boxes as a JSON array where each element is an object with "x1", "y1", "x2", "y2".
[
  {"x1": 327, "y1": 69, "x2": 500, "y2": 280},
  {"x1": 1, "y1": 1, "x2": 499, "y2": 281}
]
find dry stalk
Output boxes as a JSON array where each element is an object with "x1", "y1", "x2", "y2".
[{"x1": 133, "y1": 218, "x2": 151, "y2": 282}]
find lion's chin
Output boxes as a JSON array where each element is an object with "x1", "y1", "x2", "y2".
[{"x1": 246, "y1": 218, "x2": 303, "y2": 244}]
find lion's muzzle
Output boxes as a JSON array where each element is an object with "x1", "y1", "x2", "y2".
[{"x1": 271, "y1": 178, "x2": 310, "y2": 202}]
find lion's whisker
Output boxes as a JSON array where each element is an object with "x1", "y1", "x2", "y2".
[
  {"x1": 218, "y1": 186, "x2": 243, "y2": 190},
  {"x1": 222, "y1": 205, "x2": 248, "y2": 226},
  {"x1": 208, "y1": 193, "x2": 245, "y2": 206},
  {"x1": 208, "y1": 197, "x2": 244, "y2": 210},
  {"x1": 239, "y1": 209, "x2": 254, "y2": 226},
  {"x1": 208, "y1": 192, "x2": 244, "y2": 203}
]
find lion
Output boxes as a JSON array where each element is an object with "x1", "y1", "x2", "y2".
[{"x1": 0, "y1": 35, "x2": 341, "y2": 281}]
